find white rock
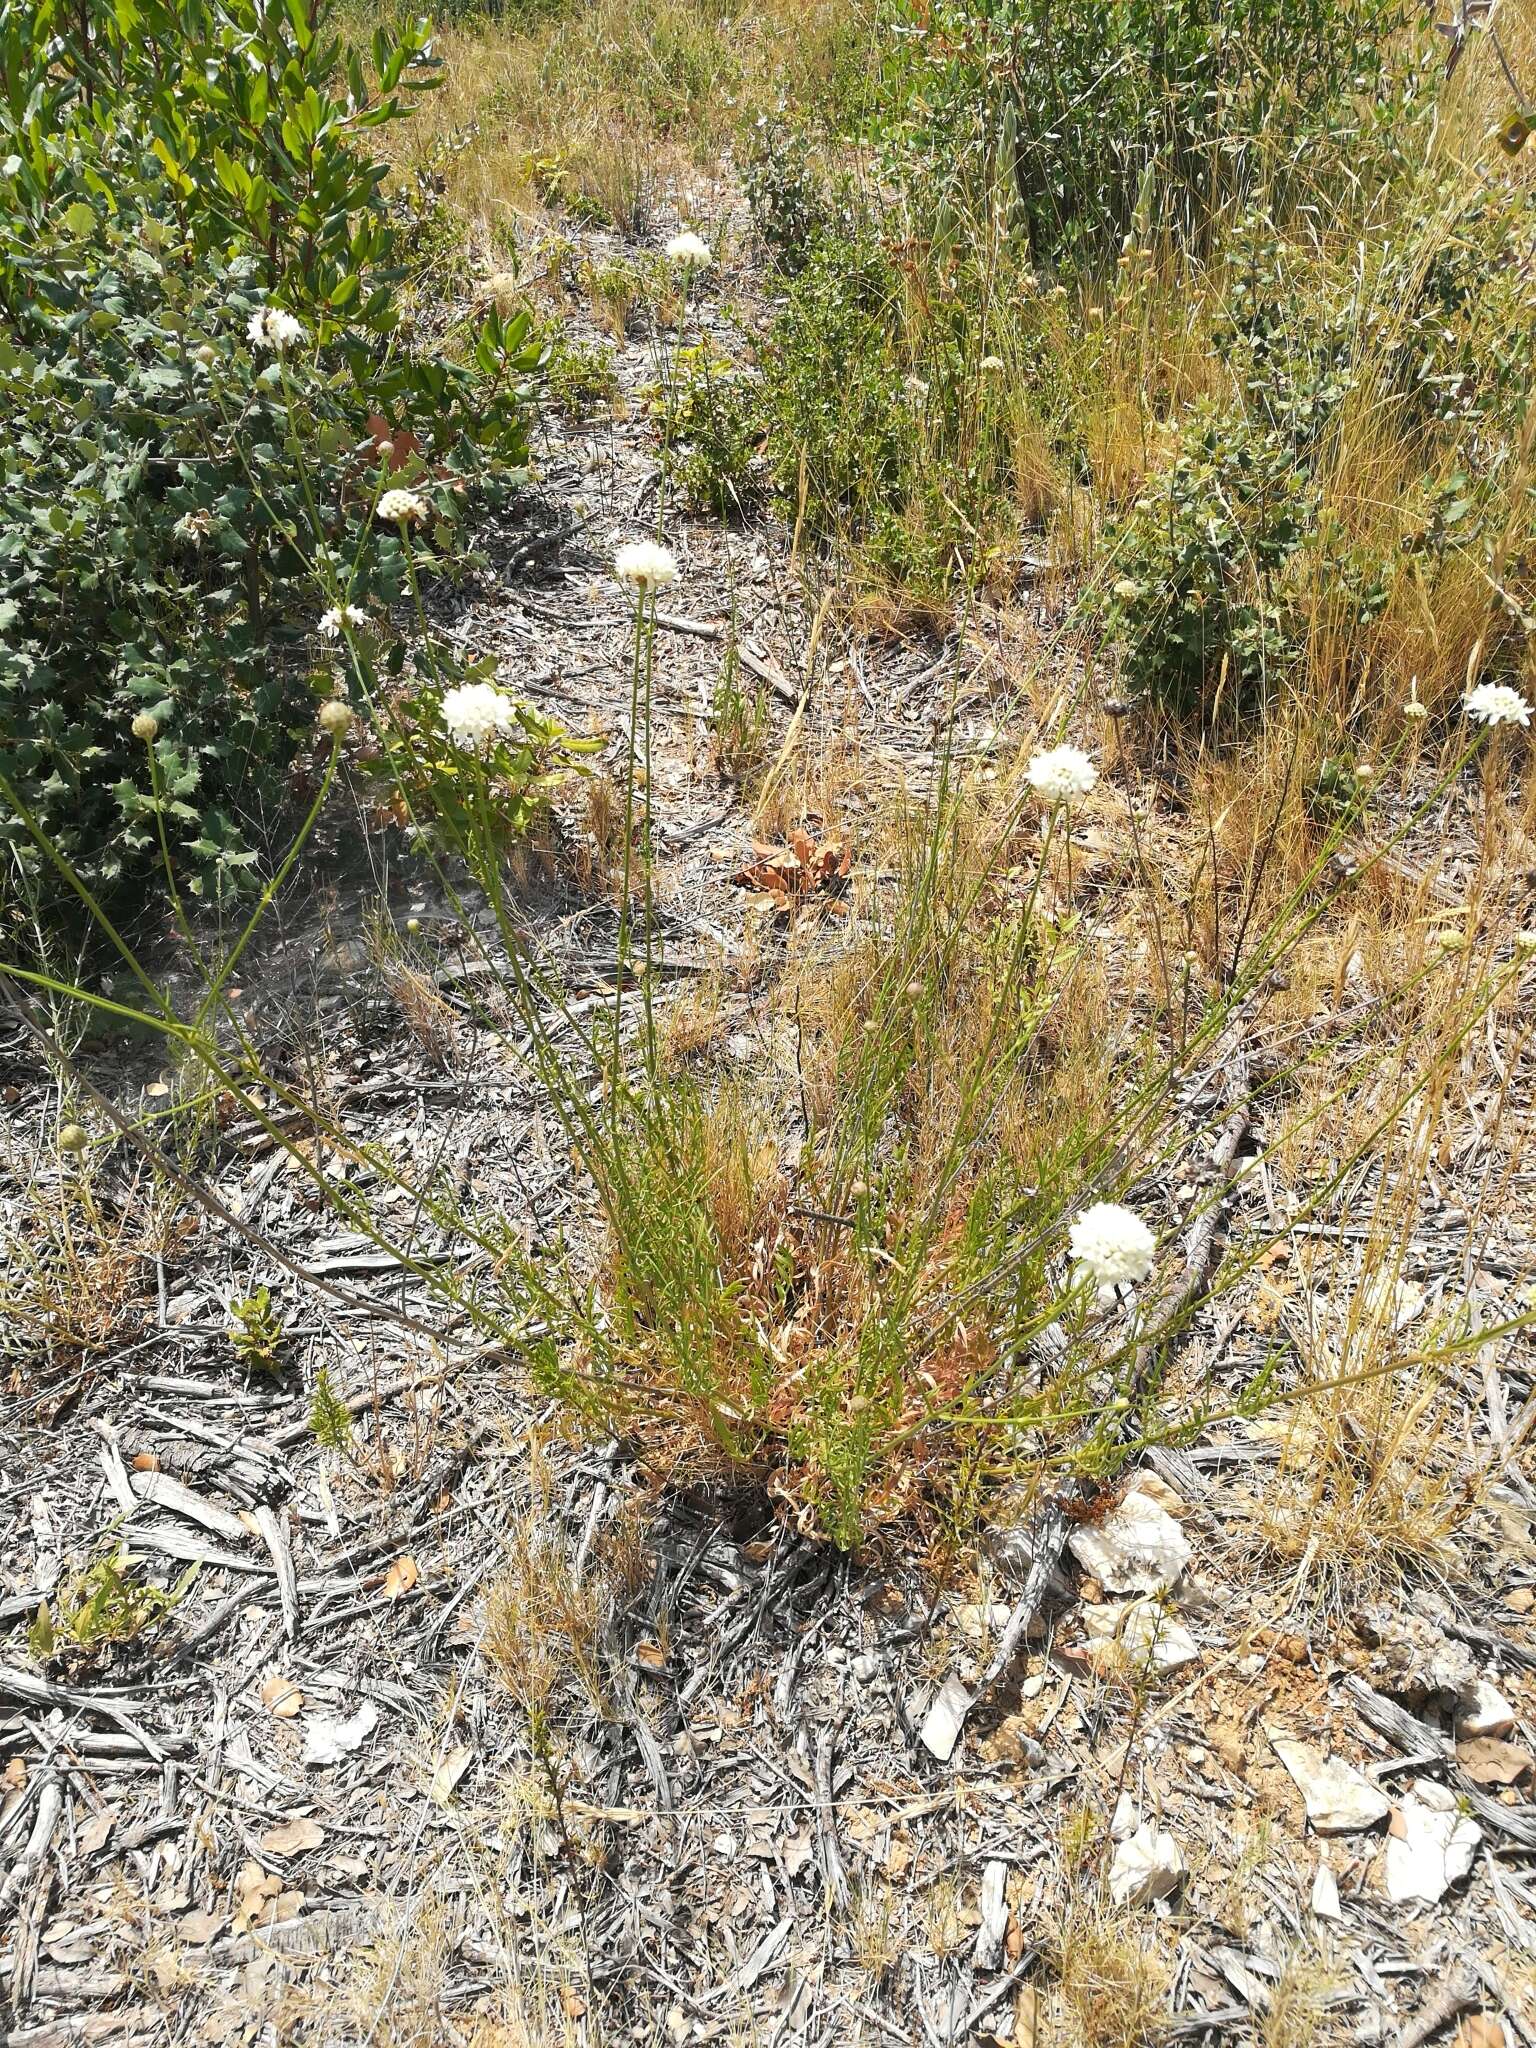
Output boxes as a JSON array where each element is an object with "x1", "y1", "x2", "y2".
[
  {"x1": 1310, "y1": 1860, "x2": 1343, "y2": 1921},
  {"x1": 1457, "y1": 1677, "x2": 1517, "y2": 1740},
  {"x1": 1110, "y1": 1792, "x2": 1139, "y2": 1842},
  {"x1": 1068, "y1": 1491, "x2": 1192, "y2": 1594},
  {"x1": 302, "y1": 1699, "x2": 379, "y2": 1767},
  {"x1": 1384, "y1": 1781, "x2": 1481, "y2": 1904},
  {"x1": 1268, "y1": 1732, "x2": 1391, "y2": 1835},
  {"x1": 918, "y1": 1676, "x2": 973, "y2": 1761},
  {"x1": 955, "y1": 1602, "x2": 1013, "y2": 1643},
  {"x1": 1082, "y1": 1599, "x2": 1199, "y2": 1674},
  {"x1": 1108, "y1": 1821, "x2": 1184, "y2": 1905}
]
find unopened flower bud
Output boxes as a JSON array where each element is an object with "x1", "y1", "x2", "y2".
[
  {"x1": 318, "y1": 699, "x2": 353, "y2": 738},
  {"x1": 132, "y1": 712, "x2": 159, "y2": 742},
  {"x1": 58, "y1": 1123, "x2": 88, "y2": 1155}
]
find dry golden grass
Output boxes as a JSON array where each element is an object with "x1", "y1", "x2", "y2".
[
  {"x1": 0, "y1": 1137, "x2": 174, "y2": 1387},
  {"x1": 1043, "y1": 1898, "x2": 1172, "y2": 2048},
  {"x1": 485, "y1": 1468, "x2": 609, "y2": 1719},
  {"x1": 361, "y1": 0, "x2": 859, "y2": 251},
  {"x1": 364, "y1": 906, "x2": 461, "y2": 1072}
]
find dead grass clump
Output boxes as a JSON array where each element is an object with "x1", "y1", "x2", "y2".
[
  {"x1": 364, "y1": 908, "x2": 461, "y2": 1072},
  {"x1": 1, "y1": 1141, "x2": 171, "y2": 1391},
  {"x1": 1257, "y1": 1954, "x2": 1341, "y2": 2048},
  {"x1": 485, "y1": 1507, "x2": 608, "y2": 1721},
  {"x1": 1043, "y1": 1898, "x2": 1171, "y2": 2048}
]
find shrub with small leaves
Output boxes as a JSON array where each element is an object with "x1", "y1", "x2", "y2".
[
  {"x1": 0, "y1": 0, "x2": 544, "y2": 925},
  {"x1": 1100, "y1": 404, "x2": 1316, "y2": 717},
  {"x1": 659, "y1": 345, "x2": 765, "y2": 518},
  {"x1": 227, "y1": 1285, "x2": 286, "y2": 1373}
]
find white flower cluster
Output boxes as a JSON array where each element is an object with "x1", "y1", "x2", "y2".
[
  {"x1": 666, "y1": 231, "x2": 712, "y2": 270},
  {"x1": 1026, "y1": 742, "x2": 1098, "y2": 804},
  {"x1": 1465, "y1": 681, "x2": 1531, "y2": 728},
  {"x1": 614, "y1": 540, "x2": 679, "y2": 592},
  {"x1": 377, "y1": 488, "x2": 428, "y2": 527},
  {"x1": 318, "y1": 604, "x2": 368, "y2": 638},
  {"x1": 246, "y1": 305, "x2": 306, "y2": 352},
  {"x1": 441, "y1": 681, "x2": 515, "y2": 753},
  {"x1": 1069, "y1": 1202, "x2": 1155, "y2": 1287}
]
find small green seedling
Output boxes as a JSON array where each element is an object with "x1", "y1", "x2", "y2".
[
  {"x1": 29, "y1": 1548, "x2": 194, "y2": 1664},
  {"x1": 227, "y1": 1284, "x2": 285, "y2": 1372}
]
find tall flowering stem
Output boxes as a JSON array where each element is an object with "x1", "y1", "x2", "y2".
[{"x1": 612, "y1": 542, "x2": 678, "y2": 1100}]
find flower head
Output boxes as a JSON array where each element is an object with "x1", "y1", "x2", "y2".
[
  {"x1": 246, "y1": 305, "x2": 306, "y2": 352},
  {"x1": 1465, "y1": 681, "x2": 1531, "y2": 728},
  {"x1": 441, "y1": 681, "x2": 515, "y2": 753},
  {"x1": 57, "y1": 1123, "x2": 88, "y2": 1156},
  {"x1": 614, "y1": 540, "x2": 679, "y2": 593},
  {"x1": 1069, "y1": 1202, "x2": 1155, "y2": 1288},
  {"x1": 318, "y1": 699, "x2": 353, "y2": 738},
  {"x1": 377, "y1": 488, "x2": 429, "y2": 528},
  {"x1": 1026, "y1": 743, "x2": 1098, "y2": 804},
  {"x1": 665, "y1": 231, "x2": 712, "y2": 270},
  {"x1": 979, "y1": 354, "x2": 1005, "y2": 374},
  {"x1": 318, "y1": 604, "x2": 369, "y2": 639},
  {"x1": 132, "y1": 711, "x2": 159, "y2": 742}
]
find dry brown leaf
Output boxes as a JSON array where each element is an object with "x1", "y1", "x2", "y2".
[
  {"x1": 1453, "y1": 2020, "x2": 1507, "y2": 2048},
  {"x1": 731, "y1": 829, "x2": 852, "y2": 918},
  {"x1": 261, "y1": 1816, "x2": 325, "y2": 1857},
  {"x1": 260, "y1": 1673, "x2": 304, "y2": 1718},
  {"x1": 1010, "y1": 1984, "x2": 1039, "y2": 2048},
  {"x1": 77, "y1": 1807, "x2": 117, "y2": 1855},
  {"x1": 429, "y1": 1745, "x2": 474, "y2": 1807},
  {"x1": 1457, "y1": 1737, "x2": 1532, "y2": 1786},
  {"x1": 633, "y1": 1640, "x2": 667, "y2": 1673},
  {"x1": 381, "y1": 1554, "x2": 420, "y2": 1600},
  {"x1": 365, "y1": 412, "x2": 423, "y2": 474},
  {"x1": 178, "y1": 1909, "x2": 226, "y2": 1946}
]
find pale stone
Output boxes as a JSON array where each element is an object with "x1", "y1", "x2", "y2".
[
  {"x1": 918, "y1": 1676, "x2": 972, "y2": 1761},
  {"x1": 1457, "y1": 1677, "x2": 1517, "y2": 1740},
  {"x1": 1268, "y1": 1732, "x2": 1391, "y2": 1835},
  {"x1": 1082, "y1": 1599, "x2": 1199, "y2": 1674},
  {"x1": 1109, "y1": 1821, "x2": 1184, "y2": 1905},
  {"x1": 1068, "y1": 1491, "x2": 1192, "y2": 1594},
  {"x1": 1384, "y1": 1781, "x2": 1481, "y2": 1904}
]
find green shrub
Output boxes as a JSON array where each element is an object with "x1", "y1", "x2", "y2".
[
  {"x1": 884, "y1": 0, "x2": 1419, "y2": 266},
  {"x1": 760, "y1": 233, "x2": 909, "y2": 525},
  {"x1": 742, "y1": 115, "x2": 844, "y2": 274},
  {"x1": 1100, "y1": 404, "x2": 1315, "y2": 716},
  {"x1": 0, "y1": 0, "x2": 541, "y2": 920},
  {"x1": 545, "y1": 333, "x2": 621, "y2": 413},
  {"x1": 659, "y1": 344, "x2": 765, "y2": 518}
]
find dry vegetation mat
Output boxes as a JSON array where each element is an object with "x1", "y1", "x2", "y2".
[{"x1": 3, "y1": 0, "x2": 1536, "y2": 2044}]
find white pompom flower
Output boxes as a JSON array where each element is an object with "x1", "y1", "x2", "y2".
[
  {"x1": 318, "y1": 604, "x2": 369, "y2": 638},
  {"x1": 1464, "y1": 681, "x2": 1531, "y2": 728},
  {"x1": 441, "y1": 681, "x2": 515, "y2": 753},
  {"x1": 1069, "y1": 1202, "x2": 1156, "y2": 1288},
  {"x1": 614, "y1": 540, "x2": 680, "y2": 593},
  {"x1": 377, "y1": 488, "x2": 429, "y2": 527},
  {"x1": 246, "y1": 305, "x2": 306, "y2": 351},
  {"x1": 666, "y1": 231, "x2": 712, "y2": 270},
  {"x1": 1026, "y1": 743, "x2": 1098, "y2": 804}
]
